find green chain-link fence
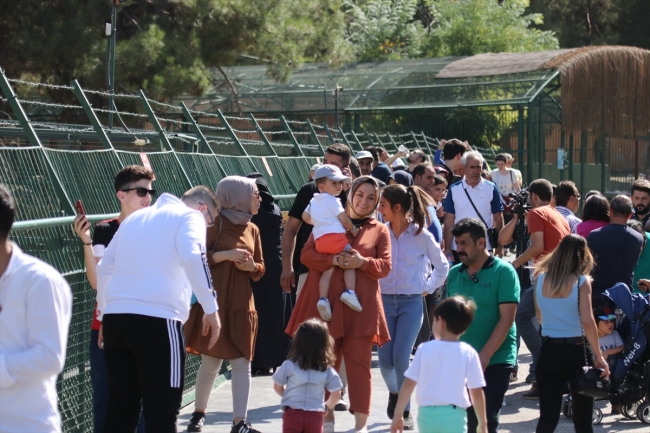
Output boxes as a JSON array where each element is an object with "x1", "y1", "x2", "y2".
[{"x1": 0, "y1": 71, "x2": 503, "y2": 433}]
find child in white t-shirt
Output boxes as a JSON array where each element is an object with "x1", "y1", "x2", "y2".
[
  {"x1": 391, "y1": 296, "x2": 488, "y2": 433},
  {"x1": 302, "y1": 165, "x2": 361, "y2": 322}
]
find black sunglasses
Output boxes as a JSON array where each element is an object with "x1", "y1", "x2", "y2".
[
  {"x1": 121, "y1": 187, "x2": 156, "y2": 198},
  {"x1": 469, "y1": 272, "x2": 479, "y2": 283}
]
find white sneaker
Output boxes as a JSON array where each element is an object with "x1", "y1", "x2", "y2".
[
  {"x1": 340, "y1": 290, "x2": 362, "y2": 312},
  {"x1": 403, "y1": 412, "x2": 415, "y2": 430},
  {"x1": 323, "y1": 421, "x2": 335, "y2": 433},
  {"x1": 317, "y1": 298, "x2": 332, "y2": 321}
]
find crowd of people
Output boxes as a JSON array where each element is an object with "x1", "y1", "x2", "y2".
[{"x1": 1, "y1": 140, "x2": 649, "y2": 433}]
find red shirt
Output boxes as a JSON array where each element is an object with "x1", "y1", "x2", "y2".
[{"x1": 527, "y1": 205, "x2": 570, "y2": 261}]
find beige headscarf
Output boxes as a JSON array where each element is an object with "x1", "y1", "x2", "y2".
[
  {"x1": 347, "y1": 175, "x2": 381, "y2": 220},
  {"x1": 216, "y1": 176, "x2": 256, "y2": 225}
]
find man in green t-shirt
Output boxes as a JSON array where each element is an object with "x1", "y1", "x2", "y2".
[{"x1": 447, "y1": 218, "x2": 520, "y2": 433}]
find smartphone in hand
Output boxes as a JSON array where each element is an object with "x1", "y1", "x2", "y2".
[{"x1": 75, "y1": 200, "x2": 86, "y2": 216}]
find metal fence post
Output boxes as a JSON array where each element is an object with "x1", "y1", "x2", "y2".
[
  {"x1": 179, "y1": 103, "x2": 228, "y2": 177},
  {"x1": 249, "y1": 114, "x2": 277, "y2": 156},
  {"x1": 280, "y1": 116, "x2": 305, "y2": 157},
  {"x1": 138, "y1": 90, "x2": 173, "y2": 152},
  {"x1": 350, "y1": 130, "x2": 363, "y2": 151},
  {"x1": 179, "y1": 103, "x2": 212, "y2": 154},
  {"x1": 70, "y1": 80, "x2": 116, "y2": 152},
  {"x1": 323, "y1": 124, "x2": 337, "y2": 145},
  {"x1": 517, "y1": 106, "x2": 525, "y2": 175},
  {"x1": 386, "y1": 132, "x2": 399, "y2": 152},
  {"x1": 215, "y1": 110, "x2": 249, "y2": 156},
  {"x1": 336, "y1": 126, "x2": 353, "y2": 150},
  {"x1": 0, "y1": 70, "x2": 76, "y2": 215},
  {"x1": 306, "y1": 120, "x2": 326, "y2": 155},
  {"x1": 527, "y1": 103, "x2": 534, "y2": 184}
]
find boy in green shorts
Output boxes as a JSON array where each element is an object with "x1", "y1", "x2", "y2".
[{"x1": 391, "y1": 296, "x2": 488, "y2": 433}]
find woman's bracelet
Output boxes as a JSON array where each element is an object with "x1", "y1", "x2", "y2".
[{"x1": 82, "y1": 242, "x2": 92, "y2": 246}]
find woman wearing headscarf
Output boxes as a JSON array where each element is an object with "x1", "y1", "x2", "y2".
[
  {"x1": 184, "y1": 176, "x2": 265, "y2": 433},
  {"x1": 286, "y1": 176, "x2": 391, "y2": 433},
  {"x1": 245, "y1": 173, "x2": 292, "y2": 374}
]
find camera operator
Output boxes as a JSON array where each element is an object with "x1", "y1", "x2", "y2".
[{"x1": 498, "y1": 179, "x2": 570, "y2": 398}]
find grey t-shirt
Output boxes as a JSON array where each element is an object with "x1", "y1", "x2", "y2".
[{"x1": 272, "y1": 360, "x2": 342, "y2": 412}]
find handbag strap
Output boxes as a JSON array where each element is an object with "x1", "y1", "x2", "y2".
[
  {"x1": 463, "y1": 186, "x2": 489, "y2": 229},
  {"x1": 209, "y1": 216, "x2": 223, "y2": 253},
  {"x1": 576, "y1": 275, "x2": 590, "y2": 366}
]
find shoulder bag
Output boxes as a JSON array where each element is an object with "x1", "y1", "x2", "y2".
[
  {"x1": 575, "y1": 278, "x2": 611, "y2": 399},
  {"x1": 463, "y1": 186, "x2": 500, "y2": 249}
]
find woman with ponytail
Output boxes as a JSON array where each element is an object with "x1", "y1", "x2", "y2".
[{"x1": 378, "y1": 184, "x2": 449, "y2": 430}]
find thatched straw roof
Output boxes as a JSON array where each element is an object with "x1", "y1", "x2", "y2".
[
  {"x1": 435, "y1": 50, "x2": 573, "y2": 78},
  {"x1": 540, "y1": 46, "x2": 650, "y2": 139}
]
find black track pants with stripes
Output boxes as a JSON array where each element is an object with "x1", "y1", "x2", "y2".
[{"x1": 102, "y1": 314, "x2": 185, "y2": 433}]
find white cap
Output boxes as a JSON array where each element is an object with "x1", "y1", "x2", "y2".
[
  {"x1": 355, "y1": 150, "x2": 373, "y2": 160},
  {"x1": 310, "y1": 163, "x2": 322, "y2": 172},
  {"x1": 313, "y1": 164, "x2": 351, "y2": 183}
]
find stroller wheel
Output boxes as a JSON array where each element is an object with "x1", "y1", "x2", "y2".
[
  {"x1": 592, "y1": 407, "x2": 603, "y2": 425},
  {"x1": 621, "y1": 402, "x2": 639, "y2": 419},
  {"x1": 637, "y1": 402, "x2": 650, "y2": 424},
  {"x1": 562, "y1": 396, "x2": 573, "y2": 418}
]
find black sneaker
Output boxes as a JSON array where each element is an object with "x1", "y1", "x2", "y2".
[
  {"x1": 187, "y1": 412, "x2": 205, "y2": 432},
  {"x1": 403, "y1": 411, "x2": 415, "y2": 430},
  {"x1": 387, "y1": 392, "x2": 398, "y2": 420},
  {"x1": 231, "y1": 420, "x2": 261, "y2": 433},
  {"x1": 522, "y1": 383, "x2": 539, "y2": 400}
]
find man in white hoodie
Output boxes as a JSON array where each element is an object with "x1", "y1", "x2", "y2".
[
  {"x1": 0, "y1": 185, "x2": 73, "y2": 433},
  {"x1": 97, "y1": 186, "x2": 221, "y2": 433}
]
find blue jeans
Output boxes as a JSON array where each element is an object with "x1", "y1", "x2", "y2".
[
  {"x1": 515, "y1": 287, "x2": 541, "y2": 377},
  {"x1": 90, "y1": 329, "x2": 145, "y2": 433},
  {"x1": 378, "y1": 294, "x2": 423, "y2": 412}
]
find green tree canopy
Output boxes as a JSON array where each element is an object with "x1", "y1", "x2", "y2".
[
  {"x1": 424, "y1": 0, "x2": 559, "y2": 56},
  {"x1": 0, "y1": 0, "x2": 349, "y2": 101}
]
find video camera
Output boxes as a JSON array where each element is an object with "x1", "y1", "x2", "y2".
[{"x1": 509, "y1": 188, "x2": 531, "y2": 216}]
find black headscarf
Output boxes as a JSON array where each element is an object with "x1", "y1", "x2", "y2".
[{"x1": 246, "y1": 172, "x2": 274, "y2": 211}]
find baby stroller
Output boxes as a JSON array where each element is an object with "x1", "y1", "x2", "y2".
[{"x1": 563, "y1": 283, "x2": 650, "y2": 424}]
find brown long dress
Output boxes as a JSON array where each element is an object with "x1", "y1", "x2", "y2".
[{"x1": 185, "y1": 215, "x2": 265, "y2": 360}]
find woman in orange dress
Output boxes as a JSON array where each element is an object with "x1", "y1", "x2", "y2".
[
  {"x1": 286, "y1": 176, "x2": 391, "y2": 433},
  {"x1": 184, "y1": 176, "x2": 265, "y2": 433}
]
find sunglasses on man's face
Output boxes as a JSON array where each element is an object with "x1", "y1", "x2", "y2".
[{"x1": 122, "y1": 187, "x2": 156, "y2": 198}]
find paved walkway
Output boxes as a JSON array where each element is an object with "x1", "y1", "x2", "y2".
[{"x1": 179, "y1": 346, "x2": 648, "y2": 432}]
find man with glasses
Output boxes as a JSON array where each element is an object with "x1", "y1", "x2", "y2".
[
  {"x1": 554, "y1": 181, "x2": 582, "y2": 233},
  {"x1": 96, "y1": 185, "x2": 221, "y2": 433},
  {"x1": 72, "y1": 165, "x2": 155, "y2": 433}
]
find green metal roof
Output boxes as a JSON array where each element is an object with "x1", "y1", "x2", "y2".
[{"x1": 176, "y1": 57, "x2": 560, "y2": 114}]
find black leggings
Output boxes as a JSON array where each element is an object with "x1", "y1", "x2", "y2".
[{"x1": 536, "y1": 342, "x2": 595, "y2": 433}]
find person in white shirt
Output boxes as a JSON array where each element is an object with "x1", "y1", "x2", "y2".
[
  {"x1": 96, "y1": 186, "x2": 221, "y2": 433},
  {"x1": 302, "y1": 165, "x2": 361, "y2": 321},
  {"x1": 443, "y1": 151, "x2": 504, "y2": 264},
  {"x1": 0, "y1": 185, "x2": 73, "y2": 433},
  {"x1": 390, "y1": 296, "x2": 487, "y2": 433}
]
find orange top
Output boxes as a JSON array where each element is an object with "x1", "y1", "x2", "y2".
[{"x1": 286, "y1": 218, "x2": 392, "y2": 346}]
